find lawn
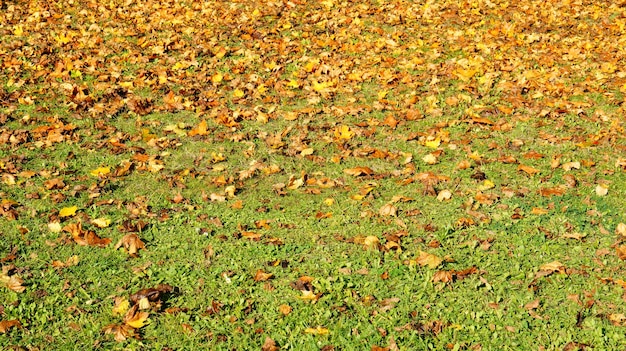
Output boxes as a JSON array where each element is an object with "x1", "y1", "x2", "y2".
[{"x1": 1, "y1": 0, "x2": 626, "y2": 349}]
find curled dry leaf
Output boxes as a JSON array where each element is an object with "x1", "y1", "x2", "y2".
[
  {"x1": 114, "y1": 234, "x2": 146, "y2": 257},
  {"x1": 539, "y1": 261, "x2": 565, "y2": 274},
  {"x1": 1, "y1": 267, "x2": 26, "y2": 293},
  {"x1": 436, "y1": 189, "x2": 452, "y2": 201},
  {"x1": 379, "y1": 203, "x2": 397, "y2": 217},
  {"x1": 254, "y1": 269, "x2": 274, "y2": 282}
]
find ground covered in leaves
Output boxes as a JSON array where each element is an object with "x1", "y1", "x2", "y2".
[{"x1": 1, "y1": 0, "x2": 626, "y2": 349}]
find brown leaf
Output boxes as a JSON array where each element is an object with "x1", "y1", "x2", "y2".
[
  {"x1": 379, "y1": 203, "x2": 397, "y2": 217},
  {"x1": 129, "y1": 284, "x2": 174, "y2": 306},
  {"x1": 0, "y1": 319, "x2": 21, "y2": 333},
  {"x1": 518, "y1": 164, "x2": 540, "y2": 176},
  {"x1": 103, "y1": 323, "x2": 135, "y2": 342},
  {"x1": 254, "y1": 269, "x2": 274, "y2": 282},
  {"x1": 432, "y1": 270, "x2": 454, "y2": 283},
  {"x1": 262, "y1": 337, "x2": 280, "y2": 351},
  {"x1": 114, "y1": 234, "x2": 146, "y2": 257}
]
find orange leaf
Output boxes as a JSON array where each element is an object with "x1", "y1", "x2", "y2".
[
  {"x1": 254, "y1": 269, "x2": 274, "y2": 282},
  {"x1": 518, "y1": 164, "x2": 540, "y2": 176},
  {"x1": 188, "y1": 119, "x2": 209, "y2": 136},
  {"x1": 0, "y1": 319, "x2": 21, "y2": 333},
  {"x1": 344, "y1": 167, "x2": 374, "y2": 176}
]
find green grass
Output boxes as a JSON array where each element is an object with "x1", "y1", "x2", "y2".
[{"x1": 2, "y1": 0, "x2": 626, "y2": 350}]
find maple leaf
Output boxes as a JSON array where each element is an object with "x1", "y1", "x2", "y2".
[{"x1": 334, "y1": 125, "x2": 354, "y2": 140}]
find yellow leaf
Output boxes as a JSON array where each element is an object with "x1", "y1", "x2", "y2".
[
  {"x1": 172, "y1": 61, "x2": 187, "y2": 70},
  {"x1": 287, "y1": 79, "x2": 300, "y2": 88},
  {"x1": 478, "y1": 179, "x2": 495, "y2": 191},
  {"x1": 424, "y1": 138, "x2": 441, "y2": 149},
  {"x1": 124, "y1": 308, "x2": 150, "y2": 329},
  {"x1": 211, "y1": 72, "x2": 223, "y2": 84},
  {"x1": 233, "y1": 89, "x2": 245, "y2": 98},
  {"x1": 90, "y1": 167, "x2": 110, "y2": 177},
  {"x1": 91, "y1": 218, "x2": 111, "y2": 228},
  {"x1": 299, "y1": 290, "x2": 319, "y2": 302},
  {"x1": 334, "y1": 125, "x2": 354, "y2": 140},
  {"x1": 59, "y1": 206, "x2": 78, "y2": 218},
  {"x1": 13, "y1": 25, "x2": 23, "y2": 36},
  {"x1": 304, "y1": 326, "x2": 329, "y2": 335},
  {"x1": 377, "y1": 90, "x2": 389, "y2": 100},
  {"x1": 312, "y1": 80, "x2": 333, "y2": 93},
  {"x1": 112, "y1": 298, "x2": 130, "y2": 316}
]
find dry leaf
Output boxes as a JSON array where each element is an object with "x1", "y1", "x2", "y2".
[
  {"x1": 114, "y1": 234, "x2": 146, "y2": 257},
  {"x1": 0, "y1": 319, "x2": 21, "y2": 333},
  {"x1": 616, "y1": 223, "x2": 626, "y2": 237},
  {"x1": 595, "y1": 184, "x2": 608, "y2": 196},
  {"x1": 379, "y1": 203, "x2": 397, "y2": 217},
  {"x1": 254, "y1": 269, "x2": 274, "y2": 282},
  {"x1": 518, "y1": 164, "x2": 540, "y2": 176},
  {"x1": 415, "y1": 251, "x2": 443, "y2": 269}
]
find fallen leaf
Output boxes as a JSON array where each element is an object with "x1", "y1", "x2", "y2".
[
  {"x1": 262, "y1": 337, "x2": 280, "y2": 351},
  {"x1": 415, "y1": 251, "x2": 443, "y2": 269},
  {"x1": 59, "y1": 206, "x2": 78, "y2": 218},
  {"x1": 0, "y1": 319, "x2": 21, "y2": 333},
  {"x1": 379, "y1": 203, "x2": 397, "y2": 217},
  {"x1": 616, "y1": 223, "x2": 626, "y2": 237},
  {"x1": 436, "y1": 190, "x2": 452, "y2": 201},
  {"x1": 595, "y1": 184, "x2": 608, "y2": 196},
  {"x1": 518, "y1": 164, "x2": 540, "y2": 176},
  {"x1": 304, "y1": 326, "x2": 329, "y2": 335},
  {"x1": 254, "y1": 269, "x2": 274, "y2": 282},
  {"x1": 114, "y1": 234, "x2": 146, "y2": 257},
  {"x1": 124, "y1": 305, "x2": 150, "y2": 329},
  {"x1": 344, "y1": 167, "x2": 374, "y2": 176},
  {"x1": 90, "y1": 166, "x2": 111, "y2": 177}
]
